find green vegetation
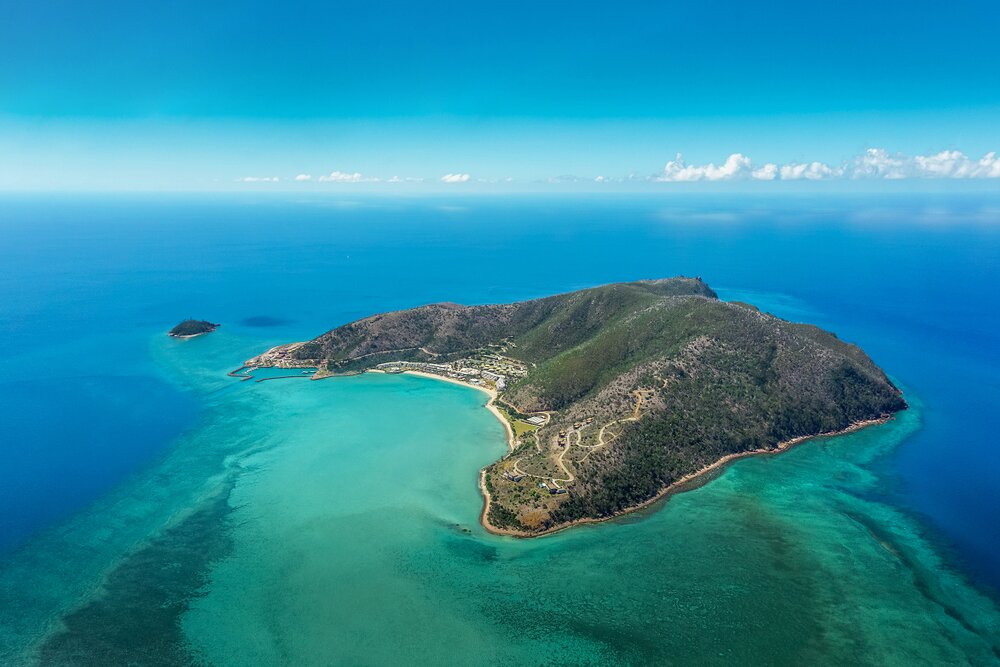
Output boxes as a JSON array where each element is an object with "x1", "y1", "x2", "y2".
[
  {"x1": 168, "y1": 319, "x2": 219, "y2": 337},
  {"x1": 279, "y1": 278, "x2": 717, "y2": 371},
  {"x1": 493, "y1": 402, "x2": 537, "y2": 438},
  {"x1": 512, "y1": 420, "x2": 537, "y2": 438},
  {"x1": 246, "y1": 277, "x2": 905, "y2": 534},
  {"x1": 496, "y1": 401, "x2": 532, "y2": 422}
]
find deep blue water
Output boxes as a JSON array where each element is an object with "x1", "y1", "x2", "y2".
[{"x1": 0, "y1": 193, "x2": 998, "y2": 594}]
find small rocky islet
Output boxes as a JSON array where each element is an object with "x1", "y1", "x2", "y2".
[{"x1": 168, "y1": 319, "x2": 220, "y2": 338}]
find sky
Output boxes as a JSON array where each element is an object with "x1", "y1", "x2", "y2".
[{"x1": 2, "y1": 0, "x2": 999, "y2": 191}]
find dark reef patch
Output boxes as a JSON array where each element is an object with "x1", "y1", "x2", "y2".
[
  {"x1": 842, "y1": 508, "x2": 1000, "y2": 659},
  {"x1": 37, "y1": 480, "x2": 236, "y2": 667}
]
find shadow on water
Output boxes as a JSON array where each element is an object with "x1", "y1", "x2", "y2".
[{"x1": 239, "y1": 315, "x2": 293, "y2": 328}]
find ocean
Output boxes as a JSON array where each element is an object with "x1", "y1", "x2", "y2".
[{"x1": 0, "y1": 194, "x2": 998, "y2": 664}]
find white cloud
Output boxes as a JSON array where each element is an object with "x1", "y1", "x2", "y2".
[
  {"x1": 779, "y1": 161, "x2": 841, "y2": 180},
  {"x1": 656, "y1": 153, "x2": 753, "y2": 182},
  {"x1": 914, "y1": 151, "x2": 970, "y2": 178},
  {"x1": 441, "y1": 173, "x2": 470, "y2": 183},
  {"x1": 387, "y1": 175, "x2": 425, "y2": 183},
  {"x1": 751, "y1": 163, "x2": 779, "y2": 181},
  {"x1": 318, "y1": 171, "x2": 379, "y2": 183},
  {"x1": 912, "y1": 150, "x2": 1000, "y2": 179},
  {"x1": 851, "y1": 149, "x2": 1000, "y2": 180},
  {"x1": 975, "y1": 152, "x2": 1000, "y2": 178},
  {"x1": 976, "y1": 152, "x2": 1000, "y2": 178},
  {"x1": 294, "y1": 174, "x2": 312, "y2": 181},
  {"x1": 655, "y1": 153, "x2": 839, "y2": 182},
  {"x1": 653, "y1": 149, "x2": 1000, "y2": 183},
  {"x1": 851, "y1": 149, "x2": 907, "y2": 180},
  {"x1": 240, "y1": 176, "x2": 279, "y2": 182}
]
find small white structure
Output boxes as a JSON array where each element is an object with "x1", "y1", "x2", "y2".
[{"x1": 526, "y1": 416, "x2": 546, "y2": 426}]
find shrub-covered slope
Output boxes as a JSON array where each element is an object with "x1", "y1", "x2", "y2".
[{"x1": 168, "y1": 319, "x2": 219, "y2": 337}]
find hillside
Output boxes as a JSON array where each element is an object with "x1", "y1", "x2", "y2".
[{"x1": 245, "y1": 278, "x2": 906, "y2": 535}]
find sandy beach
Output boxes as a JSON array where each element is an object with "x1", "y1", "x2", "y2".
[{"x1": 168, "y1": 331, "x2": 214, "y2": 339}]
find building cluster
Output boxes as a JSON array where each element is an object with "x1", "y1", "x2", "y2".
[
  {"x1": 372, "y1": 347, "x2": 530, "y2": 396},
  {"x1": 444, "y1": 354, "x2": 529, "y2": 391},
  {"x1": 539, "y1": 480, "x2": 568, "y2": 495},
  {"x1": 481, "y1": 370, "x2": 506, "y2": 390},
  {"x1": 376, "y1": 361, "x2": 450, "y2": 374},
  {"x1": 374, "y1": 358, "x2": 512, "y2": 391},
  {"x1": 556, "y1": 417, "x2": 594, "y2": 447},
  {"x1": 473, "y1": 353, "x2": 528, "y2": 379}
]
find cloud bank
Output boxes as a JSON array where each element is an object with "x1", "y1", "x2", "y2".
[
  {"x1": 242, "y1": 150, "x2": 998, "y2": 187},
  {"x1": 318, "y1": 171, "x2": 380, "y2": 183},
  {"x1": 654, "y1": 149, "x2": 1000, "y2": 182}
]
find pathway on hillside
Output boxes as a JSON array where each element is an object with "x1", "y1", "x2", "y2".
[{"x1": 513, "y1": 389, "x2": 647, "y2": 483}]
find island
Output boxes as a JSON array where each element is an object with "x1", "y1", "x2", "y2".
[
  {"x1": 243, "y1": 278, "x2": 906, "y2": 536},
  {"x1": 168, "y1": 319, "x2": 220, "y2": 338}
]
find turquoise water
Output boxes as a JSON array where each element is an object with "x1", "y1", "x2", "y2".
[
  {"x1": 178, "y1": 378, "x2": 998, "y2": 665},
  {"x1": 1, "y1": 195, "x2": 999, "y2": 664}
]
